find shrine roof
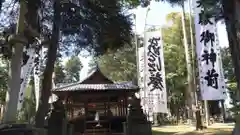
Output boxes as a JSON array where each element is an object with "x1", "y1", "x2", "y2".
[
  {"x1": 52, "y1": 65, "x2": 138, "y2": 92},
  {"x1": 52, "y1": 82, "x2": 138, "y2": 92}
]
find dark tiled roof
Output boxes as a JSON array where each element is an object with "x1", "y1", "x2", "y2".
[
  {"x1": 52, "y1": 82, "x2": 138, "y2": 92},
  {"x1": 52, "y1": 65, "x2": 138, "y2": 92}
]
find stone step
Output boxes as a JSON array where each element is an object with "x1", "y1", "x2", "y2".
[{"x1": 85, "y1": 128, "x2": 109, "y2": 133}]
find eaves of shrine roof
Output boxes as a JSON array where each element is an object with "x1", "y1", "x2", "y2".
[
  {"x1": 51, "y1": 65, "x2": 138, "y2": 92},
  {"x1": 52, "y1": 82, "x2": 138, "y2": 92}
]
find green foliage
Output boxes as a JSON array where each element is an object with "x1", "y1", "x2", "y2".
[
  {"x1": 158, "y1": 0, "x2": 223, "y2": 21},
  {"x1": 0, "y1": 0, "x2": 135, "y2": 59},
  {"x1": 221, "y1": 47, "x2": 235, "y2": 82},
  {"x1": 162, "y1": 12, "x2": 193, "y2": 116},
  {"x1": 58, "y1": 0, "x2": 134, "y2": 55},
  {"x1": 0, "y1": 59, "x2": 8, "y2": 104},
  {"x1": 18, "y1": 97, "x2": 36, "y2": 123},
  {"x1": 17, "y1": 81, "x2": 36, "y2": 123},
  {"x1": 54, "y1": 56, "x2": 82, "y2": 84},
  {"x1": 96, "y1": 43, "x2": 137, "y2": 82},
  {"x1": 165, "y1": 12, "x2": 195, "y2": 48},
  {"x1": 94, "y1": 11, "x2": 193, "y2": 118},
  {"x1": 64, "y1": 56, "x2": 82, "y2": 83},
  {"x1": 121, "y1": 0, "x2": 141, "y2": 8},
  {"x1": 221, "y1": 47, "x2": 239, "y2": 116},
  {"x1": 54, "y1": 61, "x2": 66, "y2": 84}
]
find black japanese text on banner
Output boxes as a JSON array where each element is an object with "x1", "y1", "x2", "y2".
[
  {"x1": 193, "y1": 0, "x2": 226, "y2": 100},
  {"x1": 143, "y1": 30, "x2": 167, "y2": 119}
]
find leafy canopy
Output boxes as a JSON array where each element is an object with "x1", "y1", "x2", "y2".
[
  {"x1": 64, "y1": 56, "x2": 82, "y2": 83},
  {"x1": 94, "y1": 43, "x2": 137, "y2": 82}
]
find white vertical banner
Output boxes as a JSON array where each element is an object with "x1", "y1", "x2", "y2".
[
  {"x1": 48, "y1": 73, "x2": 58, "y2": 104},
  {"x1": 144, "y1": 30, "x2": 168, "y2": 119},
  {"x1": 138, "y1": 47, "x2": 145, "y2": 110},
  {"x1": 193, "y1": 0, "x2": 227, "y2": 100},
  {"x1": 34, "y1": 67, "x2": 40, "y2": 111},
  {"x1": 138, "y1": 47, "x2": 144, "y2": 88},
  {"x1": 34, "y1": 47, "x2": 45, "y2": 111},
  {"x1": 17, "y1": 48, "x2": 36, "y2": 110}
]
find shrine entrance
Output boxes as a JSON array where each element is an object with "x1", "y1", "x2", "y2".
[{"x1": 51, "y1": 67, "x2": 138, "y2": 135}]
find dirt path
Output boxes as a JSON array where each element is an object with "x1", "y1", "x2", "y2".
[{"x1": 152, "y1": 123, "x2": 234, "y2": 135}]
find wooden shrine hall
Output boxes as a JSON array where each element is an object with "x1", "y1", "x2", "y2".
[{"x1": 51, "y1": 66, "x2": 139, "y2": 135}]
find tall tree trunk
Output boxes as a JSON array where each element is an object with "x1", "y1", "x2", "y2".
[
  {"x1": 3, "y1": 0, "x2": 26, "y2": 123},
  {"x1": 220, "y1": 100, "x2": 226, "y2": 122},
  {"x1": 134, "y1": 14, "x2": 139, "y2": 86},
  {"x1": 35, "y1": 0, "x2": 61, "y2": 128},
  {"x1": 188, "y1": 0, "x2": 197, "y2": 108},
  {"x1": 188, "y1": 0, "x2": 203, "y2": 129},
  {"x1": 221, "y1": 0, "x2": 240, "y2": 134},
  {"x1": 204, "y1": 100, "x2": 209, "y2": 126},
  {"x1": 176, "y1": 105, "x2": 180, "y2": 124},
  {"x1": 181, "y1": 2, "x2": 195, "y2": 124},
  {"x1": 222, "y1": 0, "x2": 240, "y2": 104}
]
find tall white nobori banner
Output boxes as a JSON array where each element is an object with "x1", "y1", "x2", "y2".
[
  {"x1": 48, "y1": 73, "x2": 58, "y2": 104},
  {"x1": 193, "y1": 0, "x2": 226, "y2": 100},
  {"x1": 138, "y1": 47, "x2": 145, "y2": 111},
  {"x1": 138, "y1": 47, "x2": 144, "y2": 88},
  {"x1": 17, "y1": 48, "x2": 36, "y2": 110},
  {"x1": 144, "y1": 30, "x2": 167, "y2": 119},
  {"x1": 34, "y1": 67, "x2": 40, "y2": 111}
]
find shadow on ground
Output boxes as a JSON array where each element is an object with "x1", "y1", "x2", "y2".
[
  {"x1": 152, "y1": 128, "x2": 232, "y2": 135},
  {"x1": 152, "y1": 130, "x2": 177, "y2": 135}
]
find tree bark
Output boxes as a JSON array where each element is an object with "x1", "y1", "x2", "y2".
[
  {"x1": 181, "y1": 2, "x2": 195, "y2": 124},
  {"x1": 176, "y1": 106, "x2": 180, "y2": 124},
  {"x1": 204, "y1": 100, "x2": 209, "y2": 126},
  {"x1": 35, "y1": 0, "x2": 61, "y2": 128},
  {"x1": 3, "y1": 0, "x2": 26, "y2": 123},
  {"x1": 195, "y1": 109, "x2": 203, "y2": 130},
  {"x1": 221, "y1": 0, "x2": 240, "y2": 134},
  {"x1": 220, "y1": 100, "x2": 226, "y2": 122}
]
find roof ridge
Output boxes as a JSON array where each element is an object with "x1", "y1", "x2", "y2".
[
  {"x1": 52, "y1": 82, "x2": 80, "y2": 90},
  {"x1": 53, "y1": 65, "x2": 114, "y2": 91},
  {"x1": 52, "y1": 83, "x2": 139, "y2": 92}
]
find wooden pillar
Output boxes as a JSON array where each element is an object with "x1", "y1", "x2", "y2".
[
  {"x1": 124, "y1": 94, "x2": 128, "y2": 115},
  {"x1": 125, "y1": 95, "x2": 128, "y2": 115},
  {"x1": 121, "y1": 99, "x2": 124, "y2": 116},
  {"x1": 84, "y1": 100, "x2": 88, "y2": 134},
  {"x1": 107, "y1": 96, "x2": 111, "y2": 134},
  {"x1": 123, "y1": 97, "x2": 125, "y2": 116},
  {"x1": 120, "y1": 101, "x2": 122, "y2": 116},
  {"x1": 121, "y1": 100, "x2": 123, "y2": 116},
  {"x1": 116, "y1": 101, "x2": 118, "y2": 116},
  {"x1": 62, "y1": 95, "x2": 68, "y2": 135},
  {"x1": 71, "y1": 98, "x2": 73, "y2": 119},
  {"x1": 66, "y1": 96, "x2": 69, "y2": 118},
  {"x1": 104, "y1": 101, "x2": 107, "y2": 116},
  {"x1": 117, "y1": 103, "x2": 119, "y2": 116}
]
